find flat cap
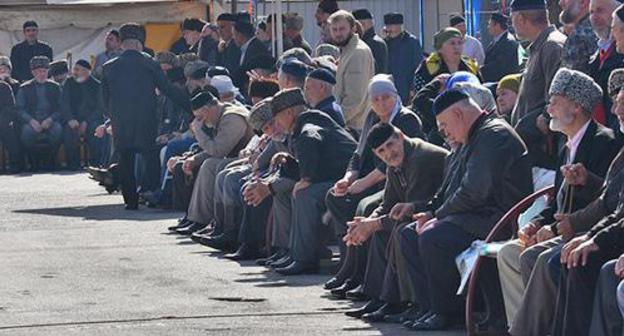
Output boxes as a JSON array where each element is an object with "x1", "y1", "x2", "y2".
[
  {"x1": 549, "y1": 68, "x2": 603, "y2": 113},
  {"x1": 49, "y1": 60, "x2": 69, "y2": 77},
  {"x1": 367, "y1": 123, "x2": 397, "y2": 150},
  {"x1": 352, "y1": 9, "x2": 373, "y2": 21},
  {"x1": 280, "y1": 59, "x2": 309, "y2": 79},
  {"x1": 432, "y1": 89, "x2": 471, "y2": 116},
  {"x1": 182, "y1": 18, "x2": 206, "y2": 32},
  {"x1": 307, "y1": 68, "x2": 336, "y2": 85},
  {"x1": 206, "y1": 66, "x2": 231, "y2": 80},
  {"x1": 75, "y1": 59, "x2": 92, "y2": 71},
  {"x1": 234, "y1": 19, "x2": 255, "y2": 37},
  {"x1": 510, "y1": 0, "x2": 546, "y2": 12},
  {"x1": 191, "y1": 90, "x2": 218, "y2": 110},
  {"x1": 30, "y1": 56, "x2": 50, "y2": 70},
  {"x1": 242, "y1": 54, "x2": 276, "y2": 72},
  {"x1": 119, "y1": 23, "x2": 145, "y2": 43},
  {"x1": 249, "y1": 79, "x2": 280, "y2": 99},
  {"x1": 490, "y1": 13, "x2": 509, "y2": 26},
  {"x1": 249, "y1": 98, "x2": 274, "y2": 132},
  {"x1": 384, "y1": 13, "x2": 404, "y2": 25},
  {"x1": 272, "y1": 88, "x2": 306, "y2": 115},
  {"x1": 314, "y1": 43, "x2": 340, "y2": 58},
  {"x1": 609, "y1": 68, "x2": 624, "y2": 97},
  {"x1": 450, "y1": 15, "x2": 466, "y2": 27},
  {"x1": 211, "y1": 75, "x2": 239, "y2": 96}
]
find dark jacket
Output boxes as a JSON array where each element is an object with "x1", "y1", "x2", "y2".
[
  {"x1": 16, "y1": 79, "x2": 61, "y2": 123},
  {"x1": 233, "y1": 37, "x2": 269, "y2": 91},
  {"x1": 434, "y1": 114, "x2": 533, "y2": 239},
  {"x1": 532, "y1": 120, "x2": 621, "y2": 228},
  {"x1": 61, "y1": 76, "x2": 105, "y2": 124},
  {"x1": 292, "y1": 109, "x2": 357, "y2": 183},
  {"x1": 217, "y1": 39, "x2": 242, "y2": 76},
  {"x1": 481, "y1": 32, "x2": 520, "y2": 82},
  {"x1": 588, "y1": 42, "x2": 624, "y2": 134},
  {"x1": 0, "y1": 81, "x2": 17, "y2": 125},
  {"x1": 386, "y1": 31, "x2": 423, "y2": 104},
  {"x1": 10, "y1": 40, "x2": 53, "y2": 82},
  {"x1": 313, "y1": 96, "x2": 345, "y2": 127},
  {"x1": 362, "y1": 27, "x2": 388, "y2": 75},
  {"x1": 169, "y1": 37, "x2": 189, "y2": 55},
  {"x1": 199, "y1": 36, "x2": 219, "y2": 65},
  {"x1": 412, "y1": 52, "x2": 481, "y2": 98},
  {"x1": 347, "y1": 106, "x2": 424, "y2": 177},
  {"x1": 373, "y1": 138, "x2": 449, "y2": 231},
  {"x1": 292, "y1": 34, "x2": 313, "y2": 55},
  {"x1": 101, "y1": 49, "x2": 191, "y2": 150}
]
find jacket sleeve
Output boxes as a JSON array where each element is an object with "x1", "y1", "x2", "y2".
[
  {"x1": 592, "y1": 218, "x2": 624, "y2": 254},
  {"x1": 0, "y1": 83, "x2": 17, "y2": 121},
  {"x1": 294, "y1": 125, "x2": 322, "y2": 182},
  {"x1": 568, "y1": 196, "x2": 609, "y2": 233},
  {"x1": 372, "y1": 171, "x2": 401, "y2": 231},
  {"x1": 194, "y1": 114, "x2": 248, "y2": 161},
  {"x1": 16, "y1": 88, "x2": 32, "y2": 124},
  {"x1": 152, "y1": 60, "x2": 191, "y2": 114}
]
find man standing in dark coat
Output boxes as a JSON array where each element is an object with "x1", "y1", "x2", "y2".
[
  {"x1": 216, "y1": 13, "x2": 241, "y2": 75},
  {"x1": 409, "y1": 90, "x2": 533, "y2": 330},
  {"x1": 383, "y1": 13, "x2": 423, "y2": 105},
  {"x1": 101, "y1": 23, "x2": 191, "y2": 210},
  {"x1": 231, "y1": 15, "x2": 269, "y2": 96},
  {"x1": 271, "y1": 88, "x2": 357, "y2": 275},
  {"x1": 352, "y1": 9, "x2": 388, "y2": 74},
  {"x1": 0, "y1": 80, "x2": 23, "y2": 173},
  {"x1": 481, "y1": 13, "x2": 520, "y2": 82},
  {"x1": 61, "y1": 60, "x2": 105, "y2": 170},
  {"x1": 10, "y1": 21, "x2": 53, "y2": 83}
]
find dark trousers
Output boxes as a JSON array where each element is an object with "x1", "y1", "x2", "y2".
[
  {"x1": 238, "y1": 197, "x2": 272, "y2": 247},
  {"x1": 589, "y1": 260, "x2": 623, "y2": 336},
  {"x1": 118, "y1": 147, "x2": 159, "y2": 207},
  {"x1": 0, "y1": 120, "x2": 23, "y2": 170},
  {"x1": 418, "y1": 221, "x2": 477, "y2": 315},
  {"x1": 552, "y1": 250, "x2": 621, "y2": 336},
  {"x1": 362, "y1": 229, "x2": 391, "y2": 299},
  {"x1": 399, "y1": 222, "x2": 431, "y2": 309},
  {"x1": 172, "y1": 161, "x2": 196, "y2": 212},
  {"x1": 63, "y1": 122, "x2": 102, "y2": 168}
]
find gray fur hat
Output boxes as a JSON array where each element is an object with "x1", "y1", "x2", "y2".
[
  {"x1": 272, "y1": 88, "x2": 306, "y2": 115},
  {"x1": 549, "y1": 68, "x2": 603, "y2": 113},
  {"x1": 609, "y1": 68, "x2": 624, "y2": 97}
]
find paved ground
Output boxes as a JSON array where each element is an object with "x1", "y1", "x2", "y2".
[{"x1": 0, "y1": 172, "x2": 464, "y2": 335}]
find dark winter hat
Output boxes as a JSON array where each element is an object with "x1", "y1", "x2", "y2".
[
  {"x1": 383, "y1": 13, "x2": 404, "y2": 25},
  {"x1": 433, "y1": 27, "x2": 462, "y2": 50},
  {"x1": 49, "y1": 60, "x2": 69, "y2": 77},
  {"x1": 280, "y1": 59, "x2": 309, "y2": 80},
  {"x1": 182, "y1": 18, "x2": 206, "y2": 32},
  {"x1": 249, "y1": 98, "x2": 274, "y2": 132},
  {"x1": 549, "y1": 68, "x2": 603, "y2": 113},
  {"x1": 249, "y1": 79, "x2": 280, "y2": 99},
  {"x1": 490, "y1": 12, "x2": 509, "y2": 26},
  {"x1": 190, "y1": 65, "x2": 209, "y2": 80},
  {"x1": 510, "y1": 0, "x2": 547, "y2": 12},
  {"x1": 234, "y1": 20, "x2": 255, "y2": 37},
  {"x1": 609, "y1": 68, "x2": 624, "y2": 97},
  {"x1": 206, "y1": 66, "x2": 231, "y2": 79},
  {"x1": 75, "y1": 59, "x2": 92, "y2": 71},
  {"x1": 191, "y1": 91, "x2": 218, "y2": 110},
  {"x1": 432, "y1": 89, "x2": 471, "y2": 116},
  {"x1": 352, "y1": 9, "x2": 373, "y2": 21},
  {"x1": 318, "y1": 0, "x2": 339, "y2": 14},
  {"x1": 450, "y1": 15, "x2": 466, "y2": 27},
  {"x1": 307, "y1": 68, "x2": 336, "y2": 85},
  {"x1": 367, "y1": 123, "x2": 398, "y2": 150},
  {"x1": 217, "y1": 13, "x2": 237, "y2": 22},
  {"x1": 119, "y1": 23, "x2": 146, "y2": 43},
  {"x1": 243, "y1": 54, "x2": 276, "y2": 72},
  {"x1": 23, "y1": 21, "x2": 38, "y2": 30},
  {"x1": 30, "y1": 56, "x2": 50, "y2": 70},
  {"x1": 272, "y1": 88, "x2": 306, "y2": 115}
]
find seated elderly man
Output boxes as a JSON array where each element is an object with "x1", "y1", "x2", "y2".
[
  {"x1": 268, "y1": 88, "x2": 357, "y2": 275},
  {"x1": 548, "y1": 69, "x2": 624, "y2": 336},
  {"x1": 324, "y1": 74, "x2": 423, "y2": 296},
  {"x1": 173, "y1": 91, "x2": 254, "y2": 235},
  {"x1": 341, "y1": 123, "x2": 447, "y2": 321},
  {"x1": 496, "y1": 69, "x2": 621, "y2": 336},
  {"x1": 17, "y1": 56, "x2": 63, "y2": 170},
  {"x1": 303, "y1": 68, "x2": 345, "y2": 127},
  {"x1": 402, "y1": 89, "x2": 533, "y2": 331}
]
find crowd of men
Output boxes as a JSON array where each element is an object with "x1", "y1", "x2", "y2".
[{"x1": 4, "y1": 0, "x2": 624, "y2": 334}]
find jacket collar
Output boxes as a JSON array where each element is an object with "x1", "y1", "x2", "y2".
[
  {"x1": 466, "y1": 113, "x2": 489, "y2": 144},
  {"x1": 528, "y1": 25, "x2": 557, "y2": 54}
]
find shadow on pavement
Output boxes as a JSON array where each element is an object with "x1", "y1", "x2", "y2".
[{"x1": 13, "y1": 204, "x2": 182, "y2": 222}]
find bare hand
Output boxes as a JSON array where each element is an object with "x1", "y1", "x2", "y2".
[
  {"x1": 344, "y1": 217, "x2": 378, "y2": 246},
  {"x1": 243, "y1": 181, "x2": 271, "y2": 206},
  {"x1": 554, "y1": 213, "x2": 575, "y2": 241},
  {"x1": 560, "y1": 234, "x2": 589, "y2": 264},
  {"x1": 41, "y1": 118, "x2": 53, "y2": 130},
  {"x1": 346, "y1": 178, "x2": 368, "y2": 195},
  {"x1": 389, "y1": 203, "x2": 415, "y2": 221},
  {"x1": 29, "y1": 119, "x2": 43, "y2": 133},
  {"x1": 167, "y1": 157, "x2": 180, "y2": 173},
  {"x1": 566, "y1": 238, "x2": 599, "y2": 268},
  {"x1": 536, "y1": 225, "x2": 556, "y2": 243},
  {"x1": 182, "y1": 157, "x2": 195, "y2": 176},
  {"x1": 436, "y1": 74, "x2": 452, "y2": 89},
  {"x1": 615, "y1": 254, "x2": 624, "y2": 278},
  {"x1": 518, "y1": 222, "x2": 539, "y2": 247},
  {"x1": 416, "y1": 217, "x2": 438, "y2": 235},
  {"x1": 412, "y1": 212, "x2": 433, "y2": 226},
  {"x1": 561, "y1": 163, "x2": 588, "y2": 186},
  {"x1": 293, "y1": 180, "x2": 311, "y2": 197},
  {"x1": 68, "y1": 119, "x2": 80, "y2": 129},
  {"x1": 333, "y1": 177, "x2": 351, "y2": 197},
  {"x1": 270, "y1": 152, "x2": 292, "y2": 169},
  {"x1": 94, "y1": 124, "x2": 106, "y2": 138}
]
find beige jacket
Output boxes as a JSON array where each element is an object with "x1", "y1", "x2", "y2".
[{"x1": 335, "y1": 34, "x2": 375, "y2": 130}]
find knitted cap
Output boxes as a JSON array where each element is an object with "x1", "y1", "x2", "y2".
[
  {"x1": 434, "y1": 28, "x2": 462, "y2": 50},
  {"x1": 498, "y1": 73, "x2": 522, "y2": 94}
]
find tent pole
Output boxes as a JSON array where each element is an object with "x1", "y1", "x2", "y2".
[
  {"x1": 276, "y1": 0, "x2": 283, "y2": 57},
  {"x1": 231, "y1": 0, "x2": 237, "y2": 13}
]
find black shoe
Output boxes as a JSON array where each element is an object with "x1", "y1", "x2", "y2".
[
  {"x1": 409, "y1": 313, "x2": 450, "y2": 331},
  {"x1": 190, "y1": 227, "x2": 213, "y2": 243},
  {"x1": 256, "y1": 249, "x2": 287, "y2": 266},
  {"x1": 176, "y1": 221, "x2": 207, "y2": 235},
  {"x1": 168, "y1": 218, "x2": 192, "y2": 231},
  {"x1": 362, "y1": 303, "x2": 408, "y2": 323},
  {"x1": 324, "y1": 277, "x2": 345, "y2": 290},
  {"x1": 224, "y1": 244, "x2": 263, "y2": 261},
  {"x1": 404, "y1": 310, "x2": 434, "y2": 328},
  {"x1": 274, "y1": 261, "x2": 319, "y2": 275},
  {"x1": 198, "y1": 233, "x2": 237, "y2": 252},
  {"x1": 330, "y1": 279, "x2": 359, "y2": 299},
  {"x1": 384, "y1": 306, "x2": 420, "y2": 324},
  {"x1": 269, "y1": 254, "x2": 293, "y2": 269},
  {"x1": 345, "y1": 285, "x2": 368, "y2": 302},
  {"x1": 344, "y1": 299, "x2": 384, "y2": 319}
]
